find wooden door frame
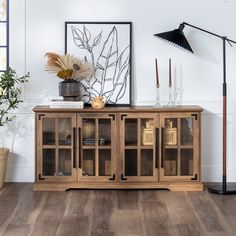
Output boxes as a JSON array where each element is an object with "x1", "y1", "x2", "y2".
[
  {"x1": 159, "y1": 112, "x2": 200, "y2": 182},
  {"x1": 119, "y1": 112, "x2": 159, "y2": 182},
  {"x1": 77, "y1": 113, "x2": 117, "y2": 181},
  {"x1": 36, "y1": 113, "x2": 77, "y2": 181}
]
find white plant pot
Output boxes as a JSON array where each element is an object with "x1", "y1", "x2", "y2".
[{"x1": 0, "y1": 148, "x2": 9, "y2": 189}]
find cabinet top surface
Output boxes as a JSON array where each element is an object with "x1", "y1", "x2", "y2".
[{"x1": 33, "y1": 105, "x2": 203, "y2": 113}]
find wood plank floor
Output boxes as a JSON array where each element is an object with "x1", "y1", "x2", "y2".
[{"x1": 1, "y1": 184, "x2": 236, "y2": 236}]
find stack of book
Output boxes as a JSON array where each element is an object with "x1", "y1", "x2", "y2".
[
  {"x1": 50, "y1": 99, "x2": 84, "y2": 109},
  {"x1": 83, "y1": 138, "x2": 96, "y2": 145}
]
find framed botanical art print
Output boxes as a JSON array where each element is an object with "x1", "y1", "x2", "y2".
[{"x1": 65, "y1": 21, "x2": 132, "y2": 106}]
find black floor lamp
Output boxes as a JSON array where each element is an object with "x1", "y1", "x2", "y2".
[{"x1": 154, "y1": 22, "x2": 236, "y2": 195}]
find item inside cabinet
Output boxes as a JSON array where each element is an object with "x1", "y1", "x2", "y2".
[
  {"x1": 83, "y1": 160, "x2": 94, "y2": 176},
  {"x1": 82, "y1": 119, "x2": 95, "y2": 139},
  {"x1": 142, "y1": 120, "x2": 154, "y2": 145},
  {"x1": 83, "y1": 138, "x2": 96, "y2": 145},
  {"x1": 99, "y1": 119, "x2": 111, "y2": 145},
  {"x1": 164, "y1": 119, "x2": 177, "y2": 145}
]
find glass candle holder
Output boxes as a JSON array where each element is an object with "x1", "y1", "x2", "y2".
[
  {"x1": 177, "y1": 87, "x2": 184, "y2": 106},
  {"x1": 154, "y1": 85, "x2": 161, "y2": 107},
  {"x1": 165, "y1": 86, "x2": 176, "y2": 107}
]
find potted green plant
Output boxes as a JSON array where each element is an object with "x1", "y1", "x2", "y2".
[{"x1": 0, "y1": 68, "x2": 29, "y2": 189}]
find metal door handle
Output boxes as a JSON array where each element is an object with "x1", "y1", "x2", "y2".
[
  {"x1": 78, "y1": 128, "x2": 82, "y2": 168},
  {"x1": 73, "y1": 127, "x2": 76, "y2": 168},
  {"x1": 161, "y1": 127, "x2": 164, "y2": 168},
  {"x1": 156, "y1": 128, "x2": 159, "y2": 168}
]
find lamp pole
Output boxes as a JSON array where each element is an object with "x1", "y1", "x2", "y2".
[
  {"x1": 223, "y1": 37, "x2": 227, "y2": 192},
  {"x1": 182, "y1": 22, "x2": 236, "y2": 194}
]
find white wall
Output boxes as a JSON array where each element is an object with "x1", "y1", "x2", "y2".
[{"x1": 5, "y1": 0, "x2": 236, "y2": 182}]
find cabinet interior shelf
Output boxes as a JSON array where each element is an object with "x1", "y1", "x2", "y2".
[
  {"x1": 82, "y1": 146, "x2": 112, "y2": 149},
  {"x1": 164, "y1": 145, "x2": 193, "y2": 149}
]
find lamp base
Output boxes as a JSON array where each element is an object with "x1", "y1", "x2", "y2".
[{"x1": 208, "y1": 186, "x2": 236, "y2": 195}]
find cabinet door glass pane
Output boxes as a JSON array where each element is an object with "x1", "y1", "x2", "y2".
[
  {"x1": 99, "y1": 149, "x2": 111, "y2": 176},
  {"x1": 125, "y1": 149, "x2": 137, "y2": 176},
  {"x1": 58, "y1": 149, "x2": 71, "y2": 176},
  {"x1": 141, "y1": 119, "x2": 154, "y2": 145},
  {"x1": 82, "y1": 149, "x2": 95, "y2": 176},
  {"x1": 181, "y1": 149, "x2": 193, "y2": 176},
  {"x1": 164, "y1": 149, "x2": 177, "y2": 176},
  {"x1": 0, "y1": 47, "x2": 6, "y2": 70},
  {"x1": 98, "y1": 119, "x2": 111, "y2": 146},
  {"x1": 42, "y1": 119, "x2": 55, "y2": 145},
  {"x1": 58, "y1": 118, "x2": 72, "y2": 145},
  {"x1": 141, "y1": 149, "x2": 153, "y2": 176},
  {"x1": 125, "y1": 119, "x2": 137, "y2": 145},
  {"x1": 82, "y1": 119, "x2": 96, "y2": 145},
  {"x1": 181, "y1": 118, "x2": 193, "y2": 145},
  {"x1": 43, "y1": 149, "x2": 55, "y2": 176},
  {"x1": 0, "y1": 23, "x2": 6, "y2": 45},
  {"x1": 0, "y1": 0, "x2": 6, "y2": 21},
  {"x1": 164, "y1": 118, "x2": 177, "y2": 145}
]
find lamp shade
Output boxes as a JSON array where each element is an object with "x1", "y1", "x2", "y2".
[{"x1": 154, "y1": 24, "x2": 194, "y2": 53}]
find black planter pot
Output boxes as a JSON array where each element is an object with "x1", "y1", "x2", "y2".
[{"x1": 59, "y1": 80, "x2": 81, "y2": 101}]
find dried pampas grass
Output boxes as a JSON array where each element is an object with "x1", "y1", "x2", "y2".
[
  {"x1": 72, "y1": 63, "x2": 94, "y2": 81},
  {"x1": 44, "y1": 52, "x2": 94, "y2": 80}
]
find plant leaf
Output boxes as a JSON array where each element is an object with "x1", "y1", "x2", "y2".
[
  {"x1": 71, "y1": 26, "x2": 85, "y2": 48},
  {"x1": 96, "y1": 26, "x2": 118, "y2": 96},
  {"x1": 107, "y1": 46, "x2": 130, "y2": 103},
  {"x1": 82, "y1": 56, "x2": 88, "y2": 63},
  {"x1": 83, "y1": 25, "x2": 91, "y2": 42},
  {"x1": 93, "y1": 31, "x2": 102, "y2": 46}
]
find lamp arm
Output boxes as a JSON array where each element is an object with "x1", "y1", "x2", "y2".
[{"x1": 182, "y1": 22, "x2": 236, "y2": 44}]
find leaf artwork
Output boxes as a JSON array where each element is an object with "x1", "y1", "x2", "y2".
[
  {"x1": 96, "y1": 26, "x2": 118, "y2": 97},
  {"x1": 70, "y1": 24, "x2": 131, "y2": 104}
]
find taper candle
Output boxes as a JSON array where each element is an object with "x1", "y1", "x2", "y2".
[
  {"x1": 155, "y1": 58, "x2": 159, "y2": 87},
  {"x1": 169, "y1": 58, "x2": 172, "y2": 87}
]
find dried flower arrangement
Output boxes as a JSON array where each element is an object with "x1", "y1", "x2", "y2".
[{"x1": 44, "y1": 52, "x2": 94, "y2": 80}]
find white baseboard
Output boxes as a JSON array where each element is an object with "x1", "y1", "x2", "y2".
[{"x1": 5, "y1": 166, "x2": 35, "y2": 182}]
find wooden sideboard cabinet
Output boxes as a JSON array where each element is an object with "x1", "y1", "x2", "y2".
[{"x1": 33, "y1": 105, "x2": 203, "y2": 191}]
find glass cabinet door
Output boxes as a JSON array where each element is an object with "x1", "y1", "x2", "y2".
[
  {"x1": 121, "y1": 114, "x2": 158, "y2": 181},
  {"x1": 160, "y1": 114, "x2": 199, "y2": 181},
  {"x1": 38, "y1": 114, "x2": 76, "y2": 181},
  {"x1": 78, "y1": 114, "x2": 115, "y2": 180}
]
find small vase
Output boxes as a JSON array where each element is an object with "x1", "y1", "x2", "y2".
[
  {"x1": 59, "y1": 79, "x2": 81, "y2": 101},
  {"x1": 91, "y1": 96, "x2": 105, "y2": 109}
]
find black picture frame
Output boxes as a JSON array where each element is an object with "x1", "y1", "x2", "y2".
[{"x1": 65, "y1": 21, "x2": 132, "y2": 106}]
